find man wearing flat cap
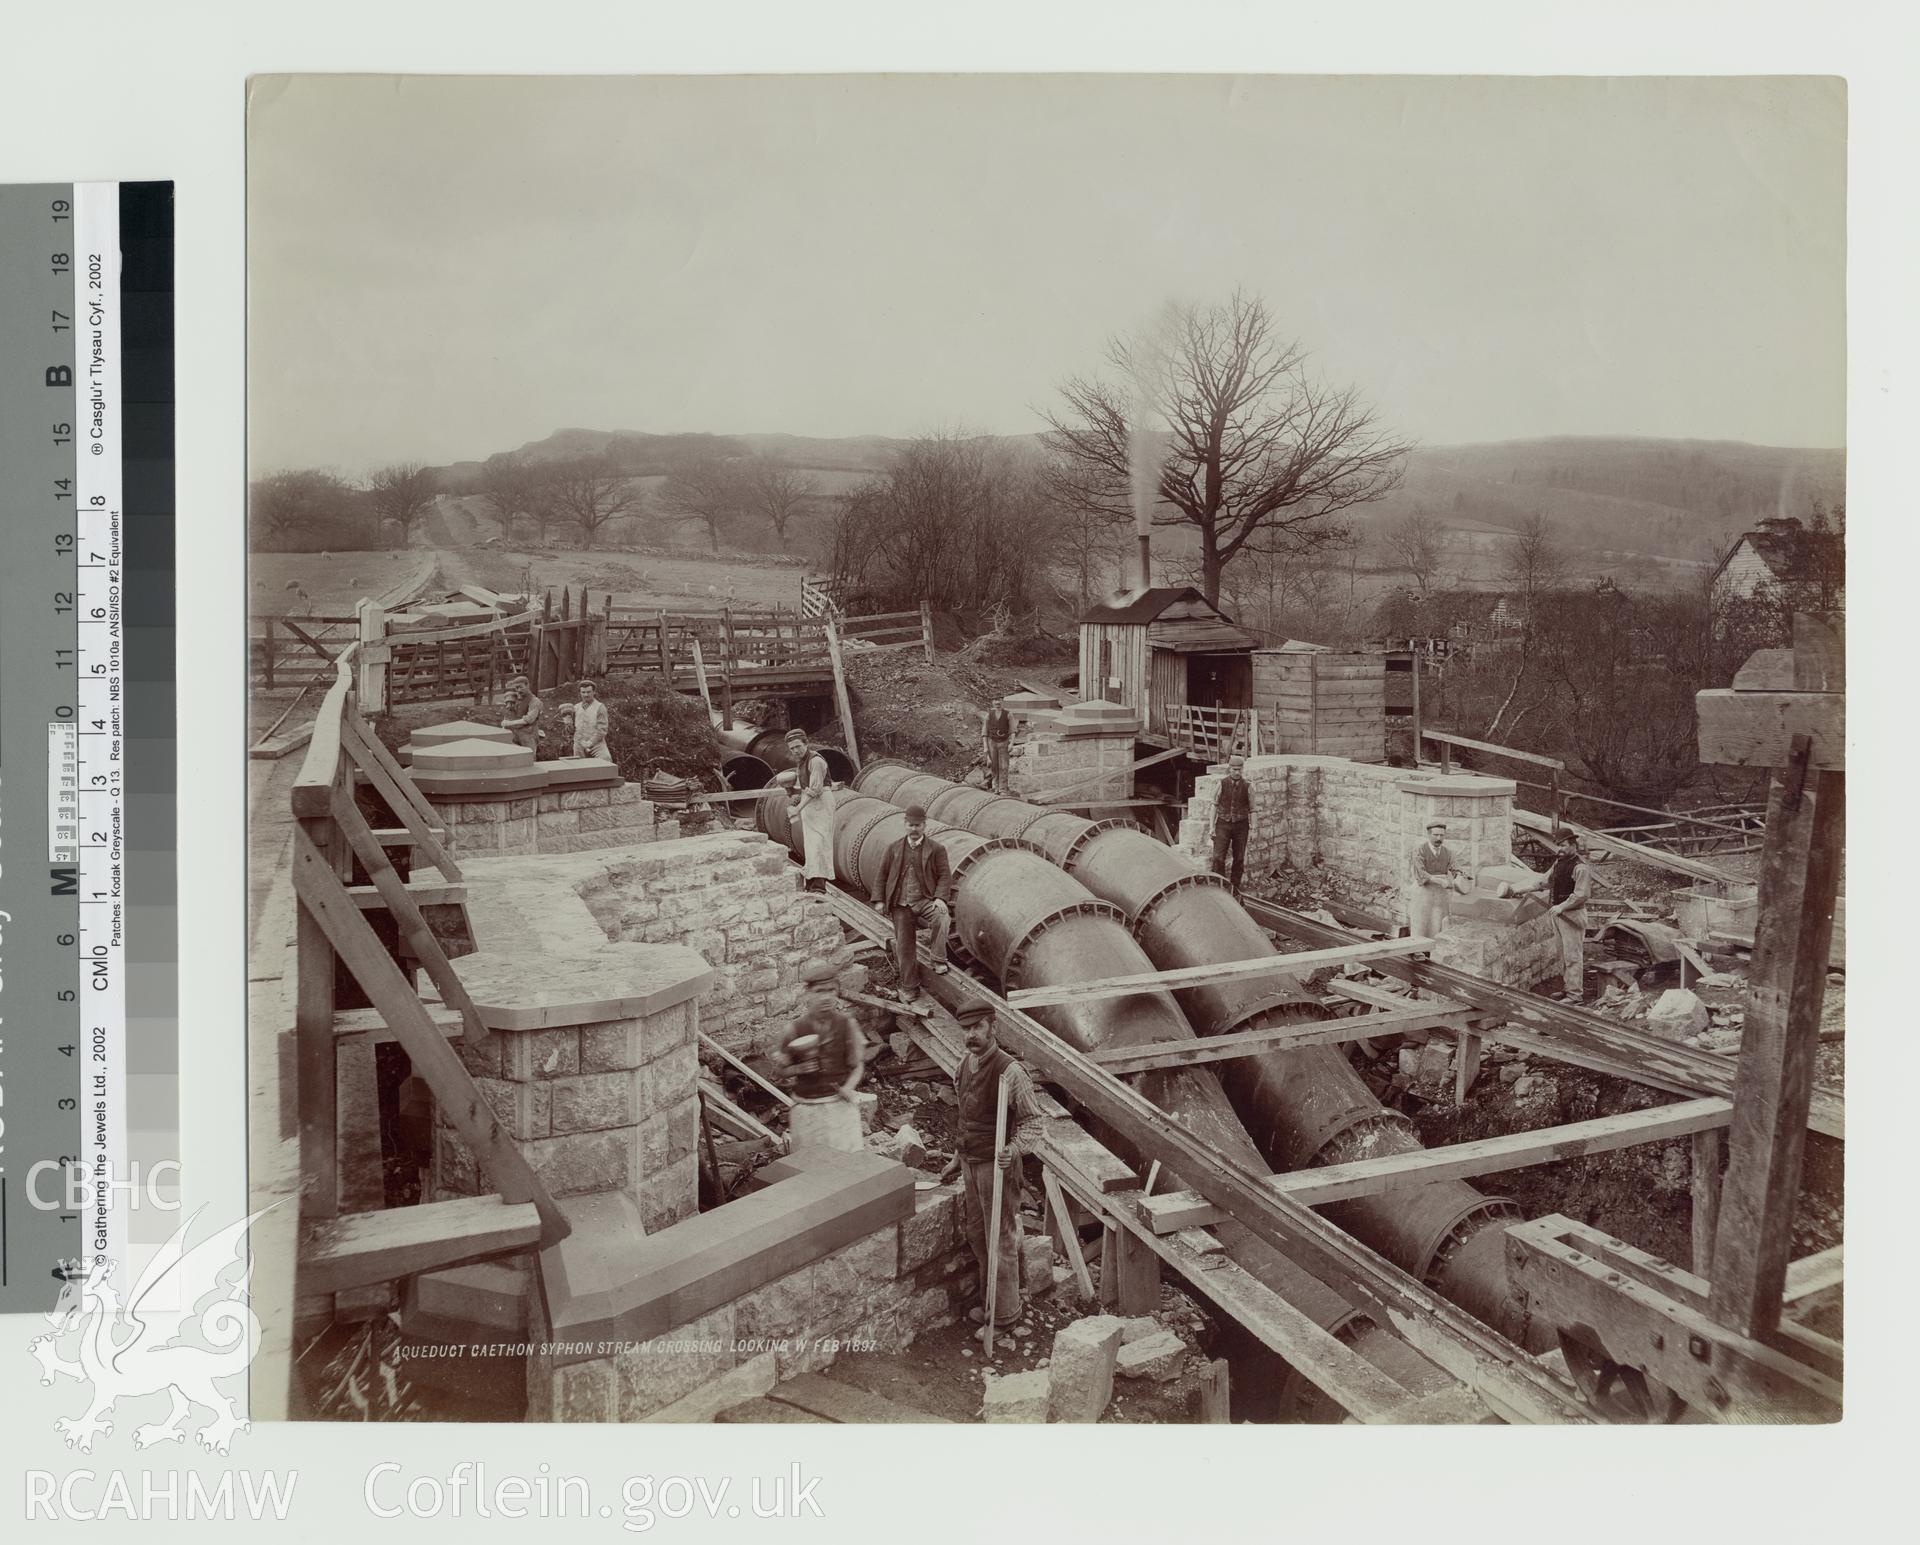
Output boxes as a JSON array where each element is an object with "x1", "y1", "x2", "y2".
[
  {"x1": 874, "y1": 805, "x2": 953, "y2": 999},
  {"x1": 1210, "y1": 753, "x2": 1254, "y2": 897},
  {"x1": 771, "y1": 956, "x2": 864, "y2": 1101},
  {"x1": 1408, "y1": 817, "x2": 1465, "y2": 943},
  {"x1": 940, "y1": 1002, "x2": 1044, "y2": 1335}
]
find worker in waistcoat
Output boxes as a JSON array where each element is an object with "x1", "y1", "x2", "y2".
[
  {"x1": 1210, "y1": 754, "x2": 1253, "y2": 896},
  {"x1": 1409, "y1": 818, "x2": 1465, "y2": 942},
  {"x1": 771, "y1": 957, "x2": 865, "y2": 1099},
  {"x1": 499, "y1": 675, "x2": 544, "y2": 753},
  {"x1": 786, "y1": 728, "x2": 837, "y2": 893},
  {"x1": 939, "y1": 1003, "x2": 1045, "y2": 1334},
  {"x1": 1508, "y1": 830, "x2": 1592, "y2": 1001},
  {"x1": 982, "y1": 702, "x2": 1013, "y2": 794}
]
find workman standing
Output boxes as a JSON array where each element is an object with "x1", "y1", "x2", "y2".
[
  {"x1": 786, "y1": 728, "x2": 836, "y2": 893},
  {"x1": 770, "y1": 957, "x2": 865, "y2": 1100},
  {"x1": 499, "y1": 674, "x2": 544, "y2": 753},
  {"x1": 1409, "y1": 818, "x2": 1465, "y2": 942},
  {"x1": 982, "y1": 701, "x2": 1013, "y2": 795},
  {"x1": 874, "y1": 804, "x2": 953, "y2": 998},
  {"x1": 558, "y1": 680, "x2": 611, "y2": 760},
  {"x1": 1210, "y1": 753, "x2": 1253, "y2": 896},
  {"x1": 939, "y1": 1003, "x2": 1044, "y2": 1337},
  {"x1": 1507, "y1": 829, "x2": 1592, "y2": 1002}
]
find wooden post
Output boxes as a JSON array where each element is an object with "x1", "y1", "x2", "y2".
[
  {"x1": 691, "y1": 640, "x2": 714, "y2": 714},
  {"x1": 1454, "y1": 1030, "x2": 1482, "y2": 1106},
  {"x1": 656, "y1": 611, "x2": 671, "y2": 682},
  {"x1": 1550, "y1": 764, "x2": 1563, "y2": 840},
  {"x1": 295, "y1": 815, "x2": 341, "y2": 1224},
  {"x1": 720, "y1": 670, "x2": 734, "y2": 731},
  {"x1": 1707, "y1": 739, "x2": 1843, "y2": 1338},
  {"x1": 355, "y1": 599, "x2": 386, "y2": 715},
  {"x1": 1440, "y1": 737, "x2": 1452, "y2": 776},
  {"x1": 1691, "y1": 1128, "x2": 1724, "y2": 1277},
  {"x1": 823, "y1": 616, "x2": 860, "y2": 764},
  {"x1": 982, "y1": 1070, "x2": 1012, "y2": 1358},
  {"x1": 1191, "y1": 1359, "x2": 1230, "y2": 1423},
  {"x1": 920, "y1": 599, "x2": 934, "y2": 664},
  {"x1": 262, "y1": 618, "x2": 277, "y2": 691}
]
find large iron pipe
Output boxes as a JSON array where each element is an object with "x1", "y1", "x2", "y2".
[
  {"x1": 717, "y1": 722, "x2": 859, "y2": 787},
  {"x1": 851, "y1": 762, "x2": 1538, "y2": 1342},
  {"x1": 754, "y1": 788, "x2": 1452, "y2": 1416}
]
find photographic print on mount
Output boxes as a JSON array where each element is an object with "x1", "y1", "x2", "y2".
[{"x1": 245, "y1": 73, "x2": 1844, "y2": 1426}]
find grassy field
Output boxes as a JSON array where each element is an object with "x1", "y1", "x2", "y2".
[
  {"x1": 429, "y1": 495, "x2": 816, "y2": 611},
  {"x1": 247, "y1": 549, "x2": 436, "y2": 619}
]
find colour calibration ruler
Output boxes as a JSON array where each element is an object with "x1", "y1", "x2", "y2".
[{"x1": 0, "y1": 182, "x2": 177, "y2": 1310}]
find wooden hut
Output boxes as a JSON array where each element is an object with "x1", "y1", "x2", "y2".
[
  {"x1": 1078, "y1": 587, "x2": 1260, "y2": 741},
  {"x1": 1251, "y1": 644, "x2": 1388, "y2": 761}
]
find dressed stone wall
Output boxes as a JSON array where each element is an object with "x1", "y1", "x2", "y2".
[
  {"x1": 1178, "y1": 754, "x2": 1562, "y2": 991},
  {"x1": 460, "y1": 830, "x2": 847, "y2": 1062},
  {"x1": 437, "y1": 783, "x2": 678, "y2": 857},
  {"x1": 528, "y1": 1175, "x2": 972, "y2": 1423}
]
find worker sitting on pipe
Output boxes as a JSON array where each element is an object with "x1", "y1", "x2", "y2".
[
  {"x1": 874, "y1": 804, "x2": 953, "y2": 1000},
  {"x1": 938, "y1": 1003, "x2": 1045, "y2": 1337}
]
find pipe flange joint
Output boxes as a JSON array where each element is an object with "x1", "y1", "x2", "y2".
[
  {"x1": 1003, "y1": 898, "x2": 1128, "y2": 985},
  {"x1": 1059, "y1": 818, "x2": 1136, "y2": 874},
  {"x1": 1423, "y1": 1197, "x2": 1525, "y2": 1289},
  {"x1": 949, "y1": 834, "x2": 1049, "y2": 890},
  {"x1": 1128, "y1": 868, "x2": 1233, "y2": 934}
]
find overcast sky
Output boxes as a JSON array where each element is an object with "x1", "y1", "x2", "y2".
[{"x1": 248, "y1": 73, "x2": 1845, "y2": 475}]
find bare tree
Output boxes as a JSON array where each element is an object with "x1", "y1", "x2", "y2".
[
  {"x1": 250, "y1": 468, "x2": 358, "y2": 548},
  {"x1": 1039, "y1": 449, "x2": 1131, "y2": 610},
  {"x1": 832, "y1": 431, "x2": 1054, "y2": 615},
  {"x1": 366, "y1": 461, "x2": 438, "y2": 546},
  {"x1": 1043, "y1": 289, "x2": 1410, "y2": 604},
  {"x1": 537, "y1": 456, "x2": 639, "y2": 549},
  {"x1": 478, "y1": 450, "x2": 548, "y2": 543},
  {"x1": 741, "y1": 454, "x2": 818, "y2": 544},
  {"x1": 657, "y1": 452, "x2": 746, "y2": 553},
  {"x1": 1384, "y1": 508, "x2": 1443, "y2": 598},
  {"x1": 1499, "y1": 512, "x2": 1564, "y2": 634}
]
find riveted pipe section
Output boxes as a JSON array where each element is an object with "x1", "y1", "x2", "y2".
[
  {"x1": 755, "y1": 787, "x2": 1454, "y2": 1415},
  {"x1": 717, "y1": 724, "x2": 859, "y2": 787},
  {"x1": 850, "y1": 764, "x2": 1539, "y2": 1344}
]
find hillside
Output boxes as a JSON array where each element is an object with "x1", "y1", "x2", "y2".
[{"x1": 421, "y1": 428, "x2": 1843, "y2": 584}]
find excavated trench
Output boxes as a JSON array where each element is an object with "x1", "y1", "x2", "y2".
[
  {"x1": 850, "y1": 763, "x2": 1545, "y2": 1344},
  {"x1": 756, "y1": 788, "x2": 1457, "y2": 1420}
]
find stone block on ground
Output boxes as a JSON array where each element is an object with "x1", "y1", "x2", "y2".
[
  {"x1": 1115, "y1": 1329, "x2": 1186, "y2": 1382},
  {"x1": 1117, "y1": 1316, "x2": 1161, "y2": 1345},
  {"x1": 1021, "y1": 1235, "x2": 1055, "y2": 1295},
  {"x1": 1647, "y1": 988, "x2": 1710, "y2": 1040},
  {"x1": 855, "y1": 1090, "x2": 879, "y2": 1134},
  {"x1": 881, "y1": 1123, "x2": 928, "y2": 1168},
  {"x1": 1048, "y1": 1314, "x2": 1124, "y2": 1423},
  {"x1": 981, "y1": 1367, "x2": 1050, "y2": 1424}
]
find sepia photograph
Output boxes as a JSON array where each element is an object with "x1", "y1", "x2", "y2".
[{"x1": 244, "y1": 71, "x2": 1846, "y2": 1428}]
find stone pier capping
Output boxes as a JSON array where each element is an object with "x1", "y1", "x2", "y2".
[
  {"x1": 537, "y1": 1149, "x2": 917, "y2": 1358},
  {"x1": 450, "y1": 942, "x2": 713, "y2": 1032}
]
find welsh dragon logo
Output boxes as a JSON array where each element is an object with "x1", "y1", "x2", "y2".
[{"x1": 28, "y1": 1207, "x2": 273, "y2": 1455}]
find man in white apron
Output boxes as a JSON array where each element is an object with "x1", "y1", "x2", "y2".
[
  {"x1": 787, "y1": 728, "x2": 836, "y2": 893},
  {"x1": 559, "y1": 680, "x2": 611, "y2": 760}
]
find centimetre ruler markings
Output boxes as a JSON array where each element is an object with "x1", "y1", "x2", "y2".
[{"x1": 0, "y1": 182, "x2": 125, "y2": 1301}]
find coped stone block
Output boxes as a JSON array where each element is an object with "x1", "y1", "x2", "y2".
[
  {"x1": 1048, "y1": 1314, "x2": 1124, "y2": 1423},
  {"x1": 982, "y1": 1368, "x2": 1051, "y2": 1424},
  {"x1": 1116, "y1": 1329, "x2": 1187, "y2": 1382}
]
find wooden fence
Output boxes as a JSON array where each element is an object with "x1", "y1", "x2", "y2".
[
  {"x1": 315, "y1": 588, "x2": 935, "y2": 713},
  {"x1": 1164, "y1": 704, "x2": 1258, "y2": 760},
  {"x1": 251, "y1": 615, "x2": 361, "y2": 691}
]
